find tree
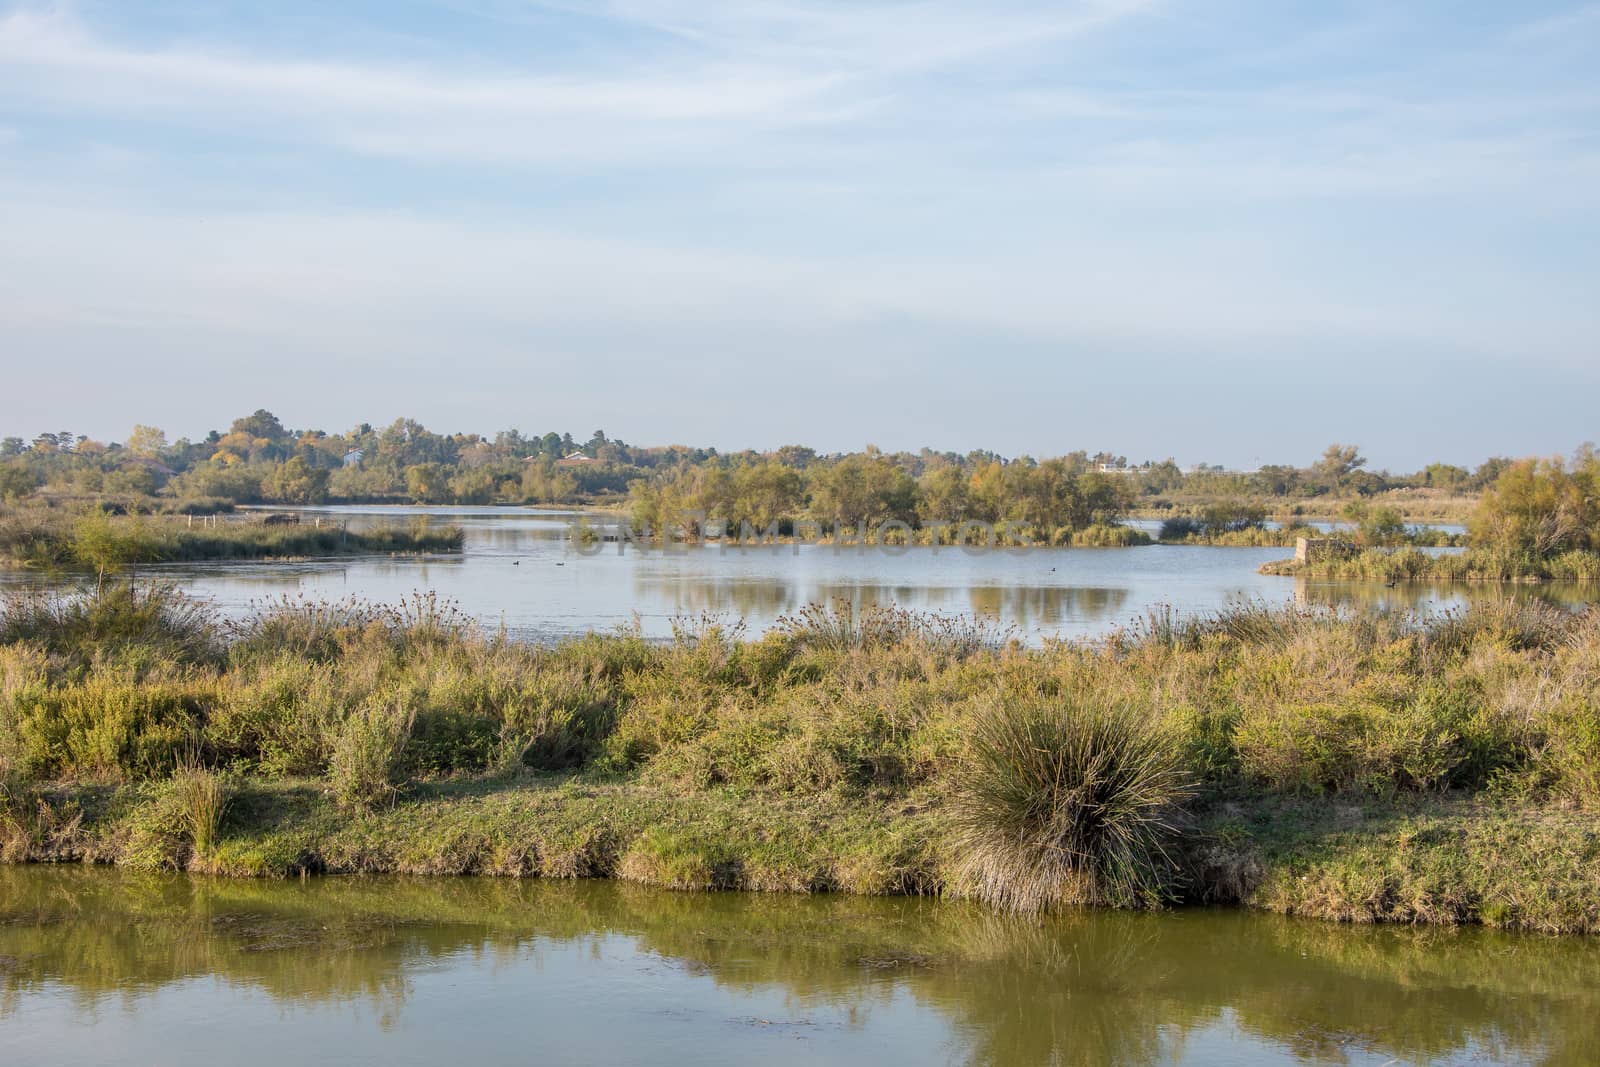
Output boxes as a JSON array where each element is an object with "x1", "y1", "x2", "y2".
[
  {"x1": 71, "y1": 512, "x2": 158, "y2": 592},
  {"x1": 127, "y1": 425, "x2": 169, "y2": 459},
  {"x1": 263, "y1": 457, "x2": 331, "y2": 504},
  {"x1": 1314, "y1": 444, "x2": 1366, "y2": 488},
  {"x1": 1422, "y1": 463, "x2": 1470, "y2": 492},
  {"x1": 918, "y1": 465, "x2": 972, "y2": 524},
  {"x1": 732, "y1": 462, "x2": 804, "y2": 530},
  {"x1": 174, "y1": 462, "x2": 264, "y2": 503},
  {"x1": 1343, "y1": 501, "x2": 1407, "y2": 546},
  {"x1": 1470, "y1": 457, "x2": 1598, "y2": 559},
  {"x1": 405, "y1": 463, "x2": 453, "y2": 504},
  {"x1": 448, "y1": 467, "x2": 496, "y2": 505},
  {"x1": 809, "y1": 453, "x2": 919, "y2": 527},
  {"x1": 0, "y1": 459, "x2": 40, "y2": 501},
  {"x1": 230, "y1": 409, "x2": 287, "y2": 441}
]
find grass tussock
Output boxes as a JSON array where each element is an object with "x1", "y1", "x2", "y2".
[
  {"x1": 949, "y1": 697, "x2": 1192, "y2": 912},
  {"x1": 2, "y1": 588, "x2": 1600, "y2": 931}
]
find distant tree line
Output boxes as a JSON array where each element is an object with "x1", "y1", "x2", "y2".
[{"x1": 0, "y1": 413, "x2": 1583, "y2": 539}]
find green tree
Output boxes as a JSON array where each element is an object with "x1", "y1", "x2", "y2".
[
  {"x1": 263, "y1": 457, "x2": 331, "y2": 504},
  {"x1": 0, "y1": 459, "x2": 41, "y2": 501},
  {"x1": 1470, "y1": 458, "x2": 1598, "y2": 559},
  {"x1": 918, "y1": 465, "x2": 972, "y2": 524},
  {"x1": 71, "y1": 513, "x2": 159, "y2": 591},
  {"x1": 809, "y1": 452, "x2": 919, "y2": 527},
  {"x1": 1315, "y1": 443, "x2": 1366, "y2": 489},
  {"x1": 448, "y1": 467, "x2": 496, "y2": 505},
  {"x1": 126, "y1": 425, "x2": 169, "y2": 459},
  {"x1": 230, "y1": 409, "x2": 287, "y2": 441},
  {"x1": 1422, "y1": 463, "x2": 1470, "y2": 492},
  {"x1": 732, "y1": 462, "x2": 804, "y2": 530},
  {"x1": 404, "y1": 463, "x2": 452, "y2": 505}
]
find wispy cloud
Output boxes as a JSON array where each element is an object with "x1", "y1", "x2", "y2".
[
  {"x1": 1, "y1": 1, "x2": 1597, "y2": 462},
  {"x1": 0, "y1": 4, "x2": 1151, "y2": 164}
]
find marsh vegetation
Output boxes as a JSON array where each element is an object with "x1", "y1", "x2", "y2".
[{"x1": 3, "y1": 587, "x2": 1596, "y2": 933}]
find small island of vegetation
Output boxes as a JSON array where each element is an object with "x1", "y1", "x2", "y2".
[
  {"x1": 1263, "y1": 452, "x2": 1600, "y2": 583},
  {"x1": 0, "y1": 510, "x2": 464, "y2": 577}
]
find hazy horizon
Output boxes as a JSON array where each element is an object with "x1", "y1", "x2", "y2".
[{"x1": 3, "y1": 2, "x2": 1596, "y2": 468}]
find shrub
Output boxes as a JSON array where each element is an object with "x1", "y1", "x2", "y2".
[
  {"x1": 329, "y1": 698, "x2": 416, "y2": 809},
  {"x1": 491, "y1": 664, "x2": 616, "y2": 773},
  {"x1": 1234, "y1": 698, "x2": 1469, "y2": 795},
  {"x1": 947, "y1": 696, "x2": 1193, "y2": 912},
  {"x1": 5, "y1": 672, "x2": 211, "y2": 780},
  {"x1": 1543, "y1": 703, "x2": 1600, "y2": 806},
  {"x1": 207, "y1": 654, "x2": 350, "y2": 776}
]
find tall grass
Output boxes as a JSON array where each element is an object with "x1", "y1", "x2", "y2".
[
  {"x1": 169, "y1": 760, "x2": 231, "y2": 858},
  {"x1": 775, "y1": 599, "x2": 1014, "y2": 658},
  {"x1": 949, "y1": 697, "x2": 1193, "y2": 912},
  {"x1": 0, "y1": 583, "x2": 219, "y2": 667}
]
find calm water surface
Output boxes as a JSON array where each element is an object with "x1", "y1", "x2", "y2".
[
  {"x1": 0, "y1": 506, "x2": 1588, "y2": 641},
  {"x1": 1, "y1": 867, "x2": 1595, "y2": 1067}
]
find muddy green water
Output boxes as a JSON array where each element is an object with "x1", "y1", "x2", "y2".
[{"x1": 1, "y1": 868, "x2": 1595, "y2": 1065}]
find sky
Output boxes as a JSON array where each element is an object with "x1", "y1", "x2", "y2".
[{"x1": 0, "y1": 1, "x2": 1596, "y2": 470}]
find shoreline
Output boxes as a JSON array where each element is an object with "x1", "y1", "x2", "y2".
[{"x1": 6, "y1": 780, "x2": 1595, "y2": 934}]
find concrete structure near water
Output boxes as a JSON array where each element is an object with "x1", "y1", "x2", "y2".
[{"x1": 1295, "y1": 536, "x2": 1357, "y2": 563}]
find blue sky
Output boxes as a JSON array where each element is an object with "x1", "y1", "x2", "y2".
[{"x1": 0, "y1": 1, "x2": 1596, "y2": 468}]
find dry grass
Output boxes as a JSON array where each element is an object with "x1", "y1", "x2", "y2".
[{"x1": 948, "y1": 696, "x2": 1193, "y2": 912}]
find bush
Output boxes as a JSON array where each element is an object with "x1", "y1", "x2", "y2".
[
  {"x1": 948, "y1": 696, "x2": 1193, "y2": 912},
  {"x1": 1234, "y1": 698, "x2": 1470, "y2": 795},
  {"x1": 328, "y1": 698, "x2": 416, "y2": 809},
  {"x1": 1543, "y1": 703, "x2": 1600, "y2": 806},
  {"x1": 5, "y1": 672, "x2": 211, "y2": 780}
]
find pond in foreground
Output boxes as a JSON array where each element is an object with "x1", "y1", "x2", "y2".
[{"x1": 2, "y1": 868, "x2": 1594, "y2": 1066}]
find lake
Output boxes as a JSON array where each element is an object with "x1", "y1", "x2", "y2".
[
  {"x1": 0, "y1": 506, "x2": 1587, "y2": 642},
  {"x1": 2, "y1": 866, "x2": 1595, "y2": 1067}
]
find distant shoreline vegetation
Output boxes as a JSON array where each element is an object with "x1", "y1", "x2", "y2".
[
  {"x1": 571, "y1": 517, "x2": 1154, "y2": 550},
  {"x1": 0, "y1": 511, "x2": 464, "y2": 574},
  {"x1": 0, "y1": 410, "x2": 1552, "y2": 528},
  {"x1": 1260, "y1": 455, "x2": 1600, "y2": 584},
  {"x1": 1262, "y1": 549, "x2": 1600, "y2": 583}
]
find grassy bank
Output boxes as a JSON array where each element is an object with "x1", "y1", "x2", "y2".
[
  {"x1": 1262, "y1": 547, "x2": 1600, "y2": 582},
  {"x1": 0, "y1": 510, "x2": 464, "y2": 570},
  {"x1": 3, "y1": 591, "x2": 1598, "y2": 933},
  {"x1": 1161, "y1": 526, "x2": 1464, "y2": 548}
]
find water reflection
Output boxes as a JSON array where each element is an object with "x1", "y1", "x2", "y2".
[
  {"x1": 1, "y1": 868, "x2": 1594, "y2": 1066},
  {"x1": 0, "y1": 506, "x2": 1591, "y2": 643}
]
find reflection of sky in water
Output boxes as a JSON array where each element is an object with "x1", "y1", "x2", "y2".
[{"x1": 0, "y1": 507, "x2": 1586, "y2": 643}]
